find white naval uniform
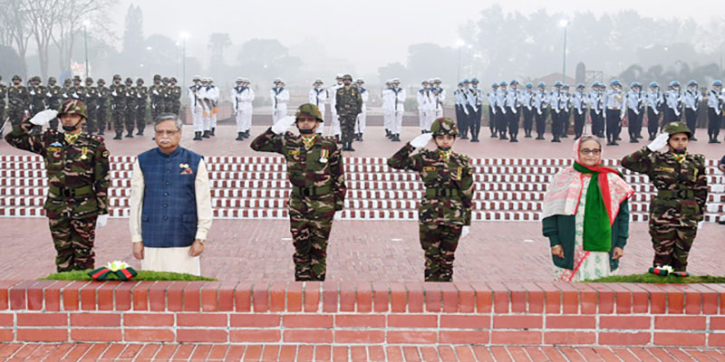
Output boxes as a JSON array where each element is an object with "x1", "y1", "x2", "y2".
[{"x1": 232, "y1": 86, "x2": 255, "y2": 133}]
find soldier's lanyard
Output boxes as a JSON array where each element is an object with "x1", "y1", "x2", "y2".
[
  {"x1": 438, "y1": 149, "x2": 453, "y2": 162},
  {"x1": 673, "y1": 152, "x2": 687, "y2": 164},
  {"x1": 64, "y1": 133, "x2": 80, "y2": 144},
  {"x1": 302, "y1": 135, "x2": 316, "y2": 150}
]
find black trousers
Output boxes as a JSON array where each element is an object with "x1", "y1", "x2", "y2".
[
  {"x1": 469, "y1": 106, "x2": 481, "y2": 139},
  {"x1": 561, "y1": 111, "x2": 570, "y2": 136},
  {"x1": 663, "y1": 108, "x2": 680, "y2": 127},
  {"x1": 535, "y1": 108, "x2": 547, "y2": 136},
  {"x1": 455, "y1": 105, "x2": 464, "y2": 132},
  {"x1": 488, "y1": 107, "x2": 496, "y2": 134},
  {"x1": 647, "y1": 108, "x2": 661, "y2": 136},
  {"x1": 605, "y1": 109, "x2": 621, "y2": 142},
  {"x1": 523, "y1": 107, "x2": 534, "y2": 134},
  {"x1": 507, "y1": 107, "x2": 520, "y2": 137},
  {"x1": 496, "y1": 107, "x2": 507, "y2": 136},
  {"x1": 590, "y1": 110, "x2": 604, "y2": 137},
  {"x1": 708, "y1": 108, "x2": 722, "y2": 137},
  {"x1": 684, "y1": 108, "x2": 697, "y2": 137},
  {"x1": 573, "y1": 110, "x2": 585, "y2": 138},
  {"x1": 627, "y1": 109, "x2": 641, "y2": 139},
  {"x1": 550, "y1": 110, "x2": 561, "y2": 137}
]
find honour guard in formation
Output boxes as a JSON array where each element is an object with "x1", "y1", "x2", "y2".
[
  {"x1": 5, "y1": 101, "x2": 110, "y2": 272},
  {"x1": 109, "y1": 74, "x2": 127, "y2": 140},
  {"x1": 549, "y1": 81, "x2": 564, "y2": 142},
  {"x1": 335, "y1": 74, "x2": 362, "y2": 151},
  {"x1": 625, "y1": 82, "x2": 644, "y2": 143},
  {"x1": 469, "y1": 78, "x2": 484, "y2": 142},
  {"x1": 207, "y1": 78, "x2": 219, "y2": 136},
  {"x1": 521, "y1": 82, "x2": 534, "y2": 138},
  {"x1": 84, "y1": 77, "x2": 98, "y2": 135},
  {"x1": 382, "y1": 80, "x2": 396, "y2": 140},
  {"x1": 8, "y1": 75, "x2": 29, "y2": 128},
  {"x1": 682, "y1": 80, "x2": 701, "y2": 141},
  {"x1": 169, "y1": 77, "x2": 182, "y2": 115},
  {"x1": 189, "y1": 76, "x2": 205, "y2": 141},
  {"x1": 572, "y1": 83, "x2": 587, "y2": 139},
  {"x1": 149, "y1": 75, "x2": 165, "y2": 121},
  {"x1": 645, "y1": 82, "x2": 664, "y2": 140},
  {"x1": 707, "y1": 80, "x2": 723, "y2": 143},
  {"x1": 391, "y1": 78, "x2": 405, "y2": 142},
  {"x1": 417, "y1": 80, "x2": 434, "y2": 133},
  {"x1": 432, "y1": 78, "x2": 445, "y2": 119},
  {"x1": 124, "y1": 77, "x2": 137, "y2": 138},
  {"x1": 454, "y1": 81, "x2": 467, "y2": 139},
  {"x1": 354, "y1": 78, "x2": 368, "y2": 141},
  {"x1": 251, "y1": 104, "x2": 346, "y2": 281},
  {"x1": 589, "y1": 82, "x2": 605, "y2": 138},
  {"x1": 309, "y1": 79, "x2": 327, "y2": 132},
  {"x1": 45, "y1": 77, "x2": 62, "y2": 131},
  {"x1": 487, "y1": 83, "x2": 499, "y2": 137},
  {"x1": 534, "y1": 82, "x2": 549, "y2": 140},
  {"x1": 135, "y1": 78, "x2": 148, "y2": 135},
  {"x1": 505, "y1": 79, "x2": 521, "y2": 142},
  {"x1": 329, "y1": 75, "x2": 343, "y2": 140},
  {"x1": 664, "y1": 81, "x2": 683, "y2": 126},
  {"x1": 28, "y1": 76, "x2": 46, "y2": 119},
  {"x1": 95, "y1": 79, "x2": 109, "y2": 136},
  {"x1": 232, "y1": 77, "x2": 255, "y2": 141},
  {"x1": 496, "y1": 81, "x2": 508, "y2": 140},
  {"x1": 387, "y1": 117, "x2": 474, "y2": 282},
  {"x1": 0, "y1": 76, "x2": 6, "y2": 131},
  {"x1": 560, "y1": 84, "x2": 571, "y2": 138},
  {"x1": 162, "y1": 77, "x2": 173, "y2": 113},
  {"x1": 270, "y1": 78, "x2": 289, "y2": 125},
  {"x1": 604, "y1": 79, "x2": 624, "y2": 146}
]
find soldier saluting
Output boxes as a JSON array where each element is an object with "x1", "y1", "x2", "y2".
[
  {"x1": 621, "y1": 122, "x2": 708, "y2": 277},
  {"x1": 251, "y1": 104, "x2": 346, "y2": 281},
  {"x1": 388, "y1": 117, "x2": 475, "y2": 282},
  {"x1": 5, "y1": 100, "x2": 110, "y2": 272}
]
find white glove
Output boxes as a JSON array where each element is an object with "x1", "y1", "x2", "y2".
[
  {"x1": 112, "y1": 91, "x2": 117, "y2": 97},
  {"x1": 72, "y1": 92, "x2": 79, "y2": 98},
  {"x1": 410, "y1": 133, "x2": 433, "y2": 148},
  {"x1": 96, "y1": 214, "x2": 109, "y2": 228},
  {"x1": 647, "y1": 133, "x2": 669, "y2": 152},
  {"x1": 271, "y1": 116, "x2": 296, "y2": 134},
  {"x1": 153, "y1": 90, "x2": 159, "y2": 95},
  {"x1": 461, "y1": 226, "x2": 470, "y2": 239},
  {"x1": 29, "y1": 110, "x2": 58, "y2": 126}
]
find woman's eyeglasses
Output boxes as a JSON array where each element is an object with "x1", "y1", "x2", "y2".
[{"x1": 580, "y1": 148, "x2": 601, "y2": 155}]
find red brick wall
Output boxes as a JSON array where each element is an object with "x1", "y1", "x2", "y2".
[{"x1": 1, "y1": 280, "x2": 724, "y2": 347}]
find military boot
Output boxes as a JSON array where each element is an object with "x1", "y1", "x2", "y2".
[
  {"x1": 125, "y1": 130, "x2": 134, "y2": 138},
  {"x1": 193, "y1": 131, "x2": 202, "y2": 141},
  {"x1": 113, "y1": 131, "x2": 123, "y2": 140},
  {"x1": 211, "y1": 127, "x2": 216, "y2": 136},
  {"x1": 202, "y1": 131, "x2": 210, "y2": 138},
  {"x1": 348, "y1": 141, "x2": 355, "y2": 152},
  {"x1": 236, "y1": 132, "x2": 244, "y2": 141}
]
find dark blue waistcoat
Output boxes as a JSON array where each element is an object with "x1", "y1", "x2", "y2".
[{"x1": 138, "y1": 147, "x2": 203, "y2": 248}]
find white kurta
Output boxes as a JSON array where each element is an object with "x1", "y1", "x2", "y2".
[{"x1": 129, "y1": 156, "x2": 213, "y2": 276}]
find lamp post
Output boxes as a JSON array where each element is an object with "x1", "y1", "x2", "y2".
[
  {"x1": 180, "y1": 32, "x2": 189, "y2": 90},
  {"x1": 559, "y1": 20, "x2": 570, "y2": 83},
  {"x1": 83, "y1": 20, "x2": 90, "y2": 79}
]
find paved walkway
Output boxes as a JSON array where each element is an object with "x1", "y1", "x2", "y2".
[
  {"x1": 1, "y1": 218, "x2": 722, "y2": 282},
  {"x1": 1, "y1": 342, "x2": 724, "y2": 361}
]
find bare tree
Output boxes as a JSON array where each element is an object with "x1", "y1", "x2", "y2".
[
  {"x1": 25, "y1": 0, "x2": 62, "y2": 79},
  {"x1": 51, "y1": 0, "x2": 111, "y2": 73},
  {"x1": 0, "y1": 0, "x2": 32, "y2": 74}
]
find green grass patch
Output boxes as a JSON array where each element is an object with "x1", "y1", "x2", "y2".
[
  {"x1": 41, "y1": 269, "x2": 216, "y2": 282},
  {"x1": 588, "y1": 273, "x2": 725, "y2": 284}
]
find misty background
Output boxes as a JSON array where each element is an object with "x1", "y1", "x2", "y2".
[{"x1": 2, "y1": 0, "x2": 725, "y2": 104}]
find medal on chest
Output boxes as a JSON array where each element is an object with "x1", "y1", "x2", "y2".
[
  {"x1": 320, "y1": 149, "x2": 329, "y2": 164},
  {"x1": 80, "y1": 147, "x2": 89, "y2": 160}
]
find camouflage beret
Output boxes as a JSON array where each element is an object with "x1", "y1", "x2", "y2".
[
  {"x1": 58, "y1": 99, "x2": 87, "y2": 119},
  {"x1": 663, "y1": 121, "x2": 692, "y2": 138},
  {"x1": 295, "y1": 103, "x2": 323, "y2": 122},
  {"x1": 430, "y1": 117, "x2": 459, "y2": 136}
]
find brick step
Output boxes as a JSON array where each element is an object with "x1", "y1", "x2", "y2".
[
  {"x1": 3, "y1": 206, "x2": 724, "y2": 222},
  {"x1": 3, "y1": 186, "x2": 725, "y2": 203},
  {"x1": 3, "y1": 196, "x2": 724, "y2": 214}
]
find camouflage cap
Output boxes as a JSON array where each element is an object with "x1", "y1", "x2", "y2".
[
  {"x1": 295, "y1": 103, "x2": 323, "y2": 122},
  {"x1": 663, "y1": 121, "x2": 692, "y2": 139},
  {"x1": 58, "y1": 99, "x2": 87, "y2": 119},
  {"x1": 430, "y1": 117, "x2": 459, "y2": 136},
  {"x1": 342, "y1": 74, "x2": 353, "y2": 81}
]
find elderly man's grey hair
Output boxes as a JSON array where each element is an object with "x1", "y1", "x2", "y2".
[{"x1": 154, "y1": 113, "x2": 183, "y2": 130}]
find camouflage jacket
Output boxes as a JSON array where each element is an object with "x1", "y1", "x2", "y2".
[
  {"x1": 388, "y1": 144, "x2": 475, "y2": 225},
  {"x1": 251, "y1": 129, "x2": 346, "y2": 210},
  {"x1": 621, "y1": 147, "x2": 708, "y2": 227},
  {"x1": 0, "y1": 83, "x2": 6, "y2": 107},
  {"x1": 4, "y1": 119, "x2": 110, "y2": 219},
  {"x1": 109, "y1": 84, "x2": 126, "y2": 107},
  {"x1": 8, "y1": 85, "x2": 29, "y2": 107},
  {"x1": 136, "y1": 86, "x2": 148, "y2": 106},
  {"x1": 46, "y1": 85, "x2": 62, "y2": 109},
  {"x1": 29, "y1": 85, "x2": 46, "y2": 112},
  {"x1": 149, "y1": 84, "x2": 165, "y2": 105},
  {"x1": 96, "y1": 86, "x2": 109, "y2": 110},
  {"x1": 84, "y1": 86, "x2": 98, "y2": 109},
  {"x1": 67, "y1": 86, "x2": 86, "y2": 102},
  {"x1": 171, "y1": 86, "x2": 182, "y2": 103},
  {"x1": 335, "y1": 86, "x2": 362, "y2": 117},
  {"x1": 126, "y1": 86, "x2": 138, "y2": 109}
]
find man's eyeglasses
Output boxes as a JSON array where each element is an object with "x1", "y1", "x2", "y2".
[{"x1": 580, "y1": 148, "x2": 601, "y2": 155}]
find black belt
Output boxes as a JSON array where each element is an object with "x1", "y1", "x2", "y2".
[
  {"x1": 292, "y1": 185, "x2": 331, "y2": 197},
  {"x1": 425, "y1": 188, "x2": 462, "y2": 198},
  {"x1": 49, "y1": 185, "x2": 94, "y2": 198}
]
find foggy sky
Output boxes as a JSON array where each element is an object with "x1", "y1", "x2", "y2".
[{"x1": 112, "y1": 0, "x2": 721, "y2": 77}]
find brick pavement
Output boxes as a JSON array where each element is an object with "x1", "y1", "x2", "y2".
[
  {"x1": 1, "y1": 218, "x2": 722, "y2": 282},
  {"x1": 0, "y1": 343, "x2": 724, "y2": 361}
]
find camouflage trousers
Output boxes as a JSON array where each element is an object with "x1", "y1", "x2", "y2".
[
  {"x1": 339, "y1": 115, "x2": 357, "y2": 143},
  {"x1": 289, "y1": 194, "x2": 336, "y2": 281},
  {"x1": 649, "y1": 223, "x2": 697, "y2": 272},
  {"x1": 49, "y1": 216, "x2": 97, "y2": 272},
  {"x1": 96, "y1": 107, "x2": 108, "y2": 134},
  {"x1": 419, "y1": 223, "x2": 462, "y2": 282},
  {"x1": 151, "y1": 102, "x2": 164, "y2": 122},
  {"x1": 172, "y1": 101, "x2": 181, "y2": 116},
  {"x1": 7, "y1": 105, "x2": 25, "y2": 127},
  {"x1": 85, "y1": 106, "x2": 97, "y2": 134},
  {"x1": 125, "y1": 107, "x2": 136, "y2": 133},
  {"x1": 136, "y1": 104, "x2": 147, "y2": 133},
  {"x1": 112, "y1": 105, "x2": 125, "y2": 133}
]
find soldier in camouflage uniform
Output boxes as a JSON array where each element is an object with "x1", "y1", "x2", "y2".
[
  {"x1": 95, "y1": 79, "x2": 109, "y2": 135},
  {"x1": 135, "y1": 78, "x2": 148, "y2": 135},
  {"x1": 68, "y1": 76, "x2": 86, "y2": 104},
  {"x1": 7, "y1": 75, "x2": 29, "y2": 127},
  {"x1": 109, "y1": 74, "x2": 126, "y2": 140},
  {"x1": 251, "y1": 104, "x2": 347, "y2": 281},
  {"x1": 170, "y1": 77, "x2": 182, "y2": 115},
  {"x1": 124, "y1": 78, "x2": 137, "y2": 138},
  {"x1": 621, "y1": 121, "x2": 708, "y2": 275},
  {"x1": 388, "y1": 117, "x2": 475, "y2": 282},
  {"x1": 61, "y1": 78, "x2": 72, "y2": 101},
  {"x1": 149, "y1": 75, "x2": 165, "y2": 122},
  {"x1": 335, "y1": 74, "x2": 362, "y2": 151},
  {"x1": 163, "y1": 77, "x2": 174, "y2": 113},
  {"x1": 5, "y1": 100, "x2": 110, "y2": 272},
  {"x1": 45, "y1": 77, "x2": 62, "y2": 131},
  {"x1": 0, "y1": 76, "x2": 6, "y2": 129},
  {"x1": 28, "y1": 76, "x2": 46, "y2": 118},
  {"x1": 84, "y1": 77, "x2": 98, "y2": 135}
]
